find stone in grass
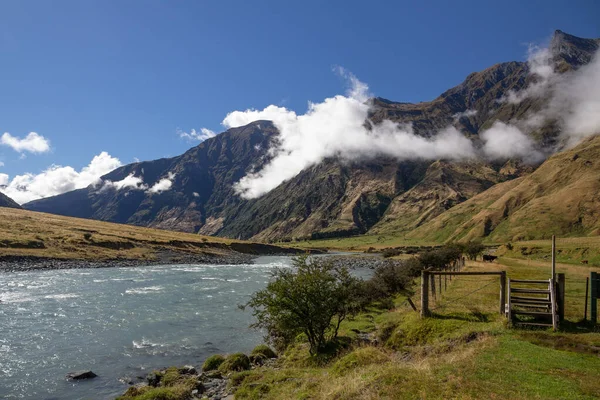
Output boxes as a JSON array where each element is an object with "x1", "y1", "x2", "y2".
[{"x1": 66, "y1": 370, "x2": 97, "y2": 380}]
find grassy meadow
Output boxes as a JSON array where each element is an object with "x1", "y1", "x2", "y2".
[{"x1": 229, "y1": 255, "x2": 600, "y2": 399}]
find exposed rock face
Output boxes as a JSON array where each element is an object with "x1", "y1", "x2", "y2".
[{"x1": 23, "y1": 31, "x2": 600, "y2": 241}]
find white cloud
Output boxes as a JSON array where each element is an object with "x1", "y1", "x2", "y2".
[
  {"x1": 103, "y1": 174, "x2": 147, "y2": 191},
  {"x1": 0, "y1": 151, "x2": 122, "y2": 204},
  {"x1": 481, "y1": 121, "x2": 544, "y2": 163},
  {"x1": 502, "y1": 45, "x2": 556, "y2": 104},
  {"x1": 231, "y1": 73, "x2": 478, "y2": 199},
  {"x1": 453, "y1": 109, "x2": 477, "y2": 122},
  {"x1": 552, "y1": 52, "x2": 600, "y2": 144},
  {"x1": 1, "y1": 132, "x2": 50, "y2": 154},
  {"x1": 0, "y1": 173, "x2": 8, "y2": 186},
  {"x1": 178, "y1": 128, "x2": 217, "y2": 142},
  {"x1": 222, "y1": 105, "x2": 297, "y2": 130},
  {"x1": 146, "y1": 172, "x2": 175, "y2": 194}
]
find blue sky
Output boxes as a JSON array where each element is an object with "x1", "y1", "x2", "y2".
[{"x1": 0, "y1": 0, "x2": 599, "y2": 203}]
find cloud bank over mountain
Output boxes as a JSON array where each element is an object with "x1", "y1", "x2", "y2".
[{"x1": 225, "y1": 46, "x2": 600, "y2": 199}]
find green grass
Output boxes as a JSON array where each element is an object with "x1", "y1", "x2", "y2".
[
  {"x1": 290, "y1": 234, "x2": 437, "y2": 251},
  {"x1": 230, "y1": 257, "x2": 600, "y2": 400}
]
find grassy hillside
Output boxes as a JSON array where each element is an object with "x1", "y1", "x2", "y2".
[
  {"x1": 406, "y1": 135, "x2": 600, "y2": 243},
  {"x1": 0, "y1": 207, "x2": 292, "y2": 261}
]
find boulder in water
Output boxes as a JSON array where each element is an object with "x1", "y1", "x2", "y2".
[{"x1": 66, "y1": 370, "x2": 97, "y2": 380}]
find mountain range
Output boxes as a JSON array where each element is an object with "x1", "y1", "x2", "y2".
[{"x1": 20, "y1": 30, "x2": 600, "y2": 243}]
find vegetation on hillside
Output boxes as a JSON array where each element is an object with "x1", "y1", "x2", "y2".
[{"x1": 0, "y1": 207, "x2": 294, "y2": 262}]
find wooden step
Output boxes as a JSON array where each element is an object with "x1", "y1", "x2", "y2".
[
  {"x1": 513, "y1": 311, "x2": 552, "y2": 317},
  {"x1": 513, "y1": 322, "x2": 553, "y2": 327},
  {"x1": 510, "y1": 296, "x2": 551, "y2": 303},
  {"x1": 510, "y1": 288, "x2": 550, "y2": 294},
  {"x1": 512, "y1": 303, "x2": 551, "y2": 309},
  {"x1": 510, "y1": 279, "x2": 550, "y2": 284}
]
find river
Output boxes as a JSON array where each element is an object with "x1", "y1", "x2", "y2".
[{"x1": 0, "y1": 256, "x2": 300, "y2": 399}]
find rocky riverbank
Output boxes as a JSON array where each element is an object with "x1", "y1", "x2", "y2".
[
  {"x1": 0, "y1": 250, "x2": 255, "y2": 272},
  {"x1": 118, "y1": 355, "x2": 279, "y2": 400}
]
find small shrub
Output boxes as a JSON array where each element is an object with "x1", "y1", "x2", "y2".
[
  {"x1": 83, "y1": 232, "x2": 92, "y2": 241},
  {"x1": 251, "y1": 344, "x2": 277, "y2": 359},
  {"x1": 202, "y1": 354, "x2": 225, "y2": 371},
  {"x1": 218, "y1": 353, "x2": 251, "y2": 373},
  {"x1": 161, "y1": 367, "x2": 181, "y2": 387},
  {"x1": 382, "y1": 248, "x2": 402, "y2": 258},
  {"x1": 331, "y1": 347, "x2": 389, "y2": 376},
  {"x1": 242, "y1": 256, "x2": 362, "y2": 355},
  {"x1": 249, "y1": 344, "x2": 277, "y2": 364}
]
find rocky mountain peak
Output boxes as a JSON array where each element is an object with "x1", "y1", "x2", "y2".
[{"x1": 550, "y1": 29, "x2": 600, "y2": 68}]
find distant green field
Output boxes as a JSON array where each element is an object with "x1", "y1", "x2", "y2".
[{"x1": 291, "y1": 234, "x2": 438, "y2": 251}]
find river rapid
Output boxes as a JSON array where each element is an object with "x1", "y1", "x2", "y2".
[{"x1": 0, "y1": 256, "x2": 297, "y2": 399}]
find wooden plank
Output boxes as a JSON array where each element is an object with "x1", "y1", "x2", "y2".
[
  {"x1": 552, "y1": 235, "x2": 556, "y2": 281},
  {"x1": 585, "y1": 276, "x2": 589, "y2": 321},
  {"x1": 510, "y1": 288, "x2": 551, "y2": 294},
  {"x1": 557, "y1": 273, "x2": 565, "y2": 322},
  {"x1": 510, "y1": 296, "x2": 551, "y2": 303},
  {"x1": 512, "y1": 303, "x2": 551, "y2": 309},
  {"x1": 510, "y1": 279, "x2": 550, "y2": 284},
  {"x1": 512, "y1": 311, "x2": 552, "y2": 316},
  {"x1": 591, "y1": 272, "x2": 598, "y2": 325},
  {"x1": 514, "y1": 322, "x2": 553, "y2": 327},
  {"x1": 550, "y1": 279, "x2": 558, "y2": 331},
  {"x1": 428, "y1": 271, "x2": 504, "y2": 276},
  {"x1": 507, "y1": 278, "x2": 512, "y2": 325},
  {"x1": 500, "y1": 271, "x2": 506, "y2": 316},
  {"x1": 420, "y1": 270, "x2": 429, "y2": 318},
  {"x1": 407, "y1": 297, "x2": 417, "y2": 312}
]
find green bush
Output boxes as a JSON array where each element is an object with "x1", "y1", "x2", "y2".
[
  {"x1": 242, "y1": 255, "x2": 362, "y2": 355},
  {"x1": 218, "y1": 353, "x2": 251, "y2": 373},
  {"x1": 202, "y1": 354, "x2": 225, "y2": 371},
  {"x1": 251, "y1": 344, "x2": 277, "y2": 359}
]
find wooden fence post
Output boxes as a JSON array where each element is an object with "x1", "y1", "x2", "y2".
[
  {"x1": 421, "y1": 270, "x2": 429, "y2": 318},
  {"x1": 557, "y1": 273, "x2": 565, "y2": 322},
  {"x1": 591, "y1": 272, "x2": 598, "y2": 325},
  {"x1": 500, "y1": 271, "x2": 506, "y2": 316},
  {"x1": 430, "y1": 272, "x2": 436, "y2": 301},
  {"x1": 584, "y1": 277, "x2": 589, "y2": 321}
]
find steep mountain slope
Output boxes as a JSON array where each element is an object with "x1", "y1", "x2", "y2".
[
  {"x1": 23, "y1": 30, "x2": 599, "y2": 241},
  {"x1": 0, "y1": 192, "x2": 21, "y2": 209},
  {"x1": 407, "y1": 135, "x2": 600, "y2": 243}
]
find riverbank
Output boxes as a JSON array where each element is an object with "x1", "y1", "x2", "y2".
[{"x1": 0, "y1": 251, "x2": 255, "y2": 272}]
